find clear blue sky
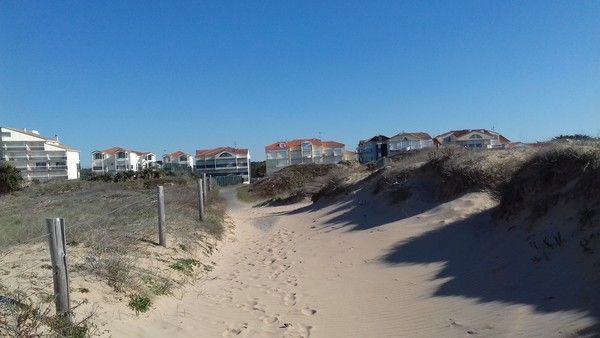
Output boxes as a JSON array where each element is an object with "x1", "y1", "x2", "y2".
[{"x1": 1, "y1": 1, "x2": 599, "y2": 166}]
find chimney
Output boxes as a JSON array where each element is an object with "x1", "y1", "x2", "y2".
[{"x1": 54, "y1": 134, "x2": 59, "y2": 142}]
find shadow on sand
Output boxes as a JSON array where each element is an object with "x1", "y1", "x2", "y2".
[
  {"x1": 383, "y1": 209, "x2": 600, "y2": 335},
  {"x1": 275, "y1": 181, "x2": 442, "y2": 232}
]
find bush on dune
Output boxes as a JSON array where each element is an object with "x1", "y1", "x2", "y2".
[
  {"x1": 495, "y1": 145, "x2": 600, "y2": 223},
  {"x1": 250, "y1": 163, "x2": 339, "y2": 200},
  {"x1": 0, "y1": 163, "x2": 23, "y2": 194}
]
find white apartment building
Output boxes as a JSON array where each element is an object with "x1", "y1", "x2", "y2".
[
  {"x1": 195, "y1": 147, "x2": 251, "y2": 183},
  {"x1": 0, "y1": 127, "x2": 80, "y2": 181},
  {"x1": 434, "y1": 129, "x2": 510, "y2": 149},
  {"x1": 91, "y1": 147, "x2": 156, "y2": 173},
  {"x1": 162, "y1": 151, "x2": 194, "y2": 172},
  {"x1": 265, "y1": 138, "x2": 345, "y2": 175}
]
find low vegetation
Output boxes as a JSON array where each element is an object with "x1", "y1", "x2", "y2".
[
  {"x1": 0, "y1": 163, "x2": 23, "y2": 194},
  {"x1": 243, "y1": 162, "x2": 367, "y2": 204},
  {"x1": 495, "y1": 143, "x2": 600, "y2": 224},
  {"x1": 0, "y1": 172, "x2": 226, "y2": 334}
]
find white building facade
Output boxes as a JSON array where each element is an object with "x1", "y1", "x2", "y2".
[
  {"x1": 434, "y1": 129, "x2": 510, "y2": 149},
  {"x1": 195, "y1": 147, "x2": 251, "y2": 183},
  {"x1": 388, "y1": 132, "x2": 434, "y2": 156},
  {"x1": 92, "y1": 147, "x2": 156, "y2": 173},
  {"x1": 0, "y1": 127, "x2": 80, "y2": 181},
  {"x1": 265, "y1": 138, "x2": 345, "y2": 175},
  {"x1": 162, "y1": 151, "x2": 193, "y2": 172}
]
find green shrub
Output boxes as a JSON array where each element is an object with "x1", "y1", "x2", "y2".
[
  {"x1": 128, "y1": 295, "x2": 151, "y2": 315},
  {"x1": 0, "y1": 163, "x2": 23, "y2": 194},
  {"x1": 169, "y1": 258, "x2": 200, "y2": 275}
]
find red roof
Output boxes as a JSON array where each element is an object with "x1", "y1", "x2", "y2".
[
  {"x1": 96, "y1": 146, "x2": 152, "y2": 156},
  {"x1": 168, "y1": 151, "x2": 190, "y2": 158},
  {"x1": 196, "y1": 147, "x2": 248, "y2": 157},
  {"x1": 265, "y1": 138, "x2": 345, "y2": 151},
  {"x1": 434, "y1": 129, "x2": 510, "y2": 144}
]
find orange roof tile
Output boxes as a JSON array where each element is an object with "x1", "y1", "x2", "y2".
[{"x1": 196, "y1": 147, "x2": 248, "y2": 157}]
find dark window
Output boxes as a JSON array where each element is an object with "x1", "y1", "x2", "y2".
[
  {"x1": 93, "y1": 153, "x2": 103, "y2": 160},
  {"x1": 35, "y1": 162, "x2": 47, "y2": 167},
  {"x1": 55, "y1": 161, "x2": 66, "y2": 166}
]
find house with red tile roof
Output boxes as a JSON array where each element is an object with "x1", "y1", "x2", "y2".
[
  {"x1": 0, "y1": 126, "x2": 80, "y2": 181},
  {"x1": 91, "y1": 147, "x2": 156, "y2": 173},
  {"x1": 265, "y1": 138, "x2": 346, "y2": 175},
  {"x1": 433, "y1": 129, "x2": 510, "y2": 149},
  {"x1": 388, "y1": 132, "x2": 434, "y2": 156},
  {"x1": 162, "y1": 151, "x2": 193, "y2": 172},
  {"x1": 195, "y1": 147, "x2": 251, "y2": 183}
]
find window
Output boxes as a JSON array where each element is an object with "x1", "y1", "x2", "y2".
[
  {"x1": 470, "y1": 134, "x2": 483, "y2": 139},
  {"x1": 55, "y1": 161, "x2": 66, "y2": 166},
  {"x1": 117, "y1": 152, "x2": 127, "y2": 159},
  {"x1": 180, "y1": 156, "x2": 187, "y2": 161},
  {"x1": 35, "y1": 162, "x2": 47, "y2": 167},
  {"x1": 93, "y1": 153, "x2": 103, "y2": 160},
  {"x1": 147, "y1": 154, "x2": 154, "y2": 160},
  {"x1": 1, "y1": 132, "x2": 11, "y2": 137},
  {"x1": 219, "y1": 152, "x2": 233, "y2": 158}
]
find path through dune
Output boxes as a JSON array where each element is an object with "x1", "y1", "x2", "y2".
[{"x1": 101, "y1": 187, "x2": 597, "y2": 337}]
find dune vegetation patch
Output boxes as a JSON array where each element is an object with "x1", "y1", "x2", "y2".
[{"x1": 495, "y1": 143, "x2": 600, "y2": 225}]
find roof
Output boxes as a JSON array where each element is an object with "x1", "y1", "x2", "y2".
[
  {"x1": 95, "y1": 146, "x2": 152, "y2": 156},
  {"x1": 3, "y1": 127, "x2": 79, "y2": 151},
  {"x1": 265, "y1": 138, "x2": 345, "y2": 151},
  {"x1": 390, "y1": 132, "x2": 432, "y2": 140},
  {"x1": 434, "y1": 129, "x2": 510, "y2": 144},
  {"x1": 196, "y1": 146, "x2": 249, "y2": 157},
  {"x1": 359, "y1": 135, "x2": 389, "y2": 144},
  {"x1": 167, "y1": 151, "x2": 191, "y2": 158}
]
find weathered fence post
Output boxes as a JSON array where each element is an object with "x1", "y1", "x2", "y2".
[
  {"x1": 197, "y1": 178, "x2": 205, "y2": 221},
  {"x1": 46, "y1": 218, "x2": 71, "y2": 321},
  {"x1": 157, "y1": 185, "x2": 166, "y2": 247},
  {"x1": 202, "y1": 173, "x2": 209, "y2": 203}
]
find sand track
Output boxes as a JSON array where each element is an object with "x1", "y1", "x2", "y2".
[{"x1": 102, "y1": 187, "x2": 598, "y2": 337}]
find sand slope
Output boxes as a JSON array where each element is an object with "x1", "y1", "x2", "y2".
[{"x1": 101, "y1": 187, "x2": 599, "y2": 337}]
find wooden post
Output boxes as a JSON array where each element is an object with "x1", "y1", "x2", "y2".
[
  {"x1": 157, "y1": 185, "x2": 166, "y2": 247},
  {"x1": 197, "y1": 178, "x2": 205, "y2": 221},
  {"x1": 46, "y1": 218, "x2": 71, "y2": 320},
  {"x1": 202, "y1": 173, "x2": 208, "y2": 203}
]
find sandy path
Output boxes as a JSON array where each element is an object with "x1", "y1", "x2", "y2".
[{"x1": 102, "y1": 187, "x2": 597, "y2": 337}]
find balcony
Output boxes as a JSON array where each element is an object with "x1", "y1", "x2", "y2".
[{"x1": 49, "y1": 165, "x2": 68, "y2": 171}]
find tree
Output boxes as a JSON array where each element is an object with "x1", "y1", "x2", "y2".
[
  {"x1": 251, "y1": 161, "x2": 266, "y2": 178},
  {"x1": 0, "y1": 163, "x2": 23, "y2": 194}
]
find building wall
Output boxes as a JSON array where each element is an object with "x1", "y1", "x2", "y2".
[
  {"x1": 66, "y1": 151, "x2": 80, "y2": 179},
  {"x1": 195, "y1": 152, "x2": 251, "y2": 183},
  {"x1": 387, "y1": 137, "x2": 433, "y2": 156},
  {"x1": 266, "y1": 145, "x2": 345, "y2": 175},
  {"x1": 0, "y1": 128, "x2": 80, "y2": 181}
]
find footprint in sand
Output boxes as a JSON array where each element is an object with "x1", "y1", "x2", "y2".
[
  {"x1": 260, "y1": 315, "x2": 279, "y2": 324},
  {"x1": 283, "y1": 293, "x2": 297, "y2": 306},
  {"x1": 301, "y1": 307, "x2": 317, "y2": 316},
  {"x1": 222, "y1": 322, "x2": 248, "y2": 337}
]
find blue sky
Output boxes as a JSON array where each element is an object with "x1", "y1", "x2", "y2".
[{"x1": 1, "y1": 1, "x2": 599, "y2": 166}]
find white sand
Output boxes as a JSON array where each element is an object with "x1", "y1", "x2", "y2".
[{"x1": 100, "y1": 187, "x2": 598, "y2": 337}]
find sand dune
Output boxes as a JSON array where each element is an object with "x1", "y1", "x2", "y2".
[{"x1": 100, "y1": 186, "x2": 599, "y2": 337}]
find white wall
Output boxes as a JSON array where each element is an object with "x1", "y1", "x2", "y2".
[{"x1": 66, "y1": 151, "x2": 80, "y2": 179}]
